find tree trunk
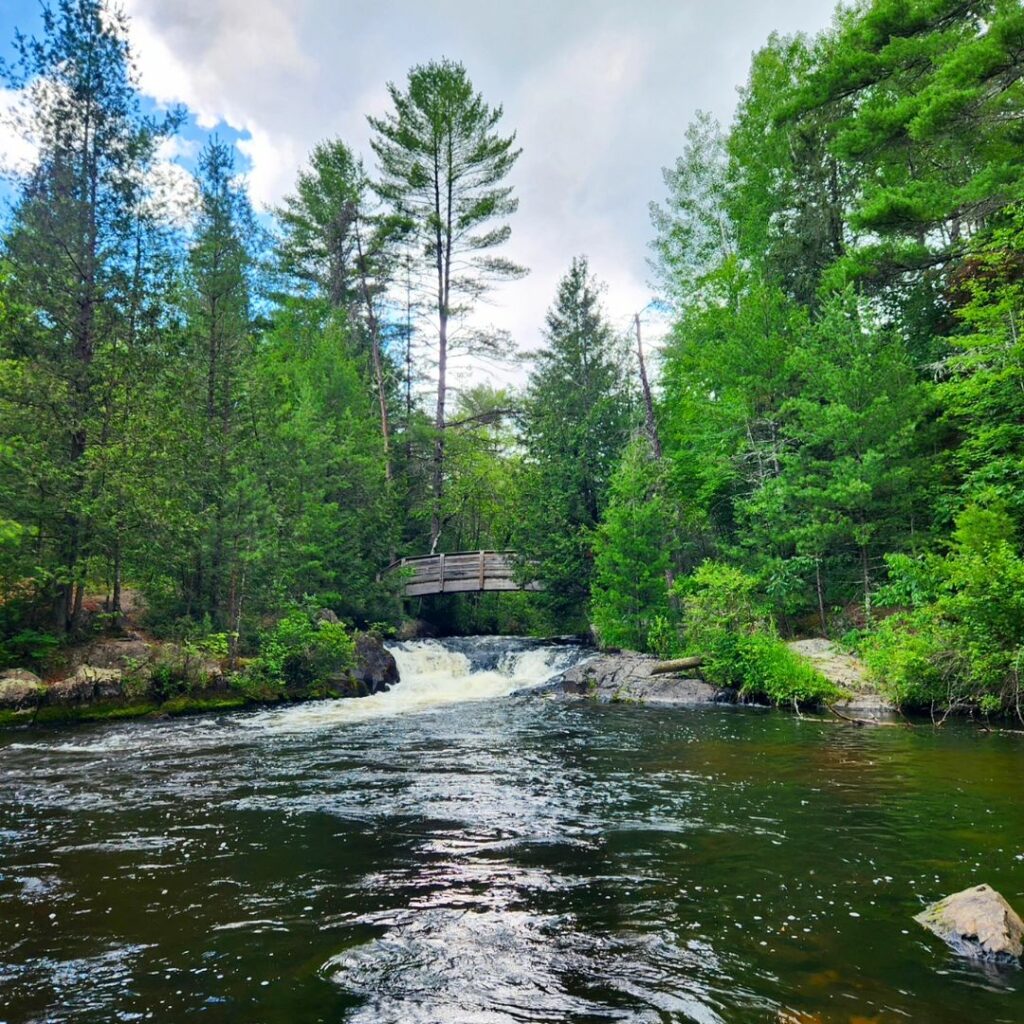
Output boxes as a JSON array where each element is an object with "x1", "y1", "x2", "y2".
[
  {"x1": 355, "y1": 223, "x2": 392, "y2": 482},
  {"x1": 815, "y1": 558, "x2": 828, "y2": 637}
]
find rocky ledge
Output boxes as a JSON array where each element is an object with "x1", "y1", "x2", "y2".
[
  {"x1": 786, "y1": 638, "x2": 895, "y2": 718},
  {"x1": 549, "y1": 650, "x2": 731, "y2": 706},
  {"x1": 0, "y1": 632, "x2": 398, "y2": 727}
]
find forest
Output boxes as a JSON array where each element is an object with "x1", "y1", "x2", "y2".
[{"x1": 2, "y1": 0, "x2": 1024, "y2": 717}]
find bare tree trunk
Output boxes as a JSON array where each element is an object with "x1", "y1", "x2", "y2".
[
  {"x1": 355, "y1": 224, "x2": 392, "y2": 482},
  {"x1": 635, "y1": 314, "x2": 662, "y2": 460},
  {"x1": 111, "y1": 541, "x2": 122, "y2": 625},
  {"x1": 635, "y1": 314, "x2": 674, "y2": 593},
  {"x1": 816, "y1": 558, "x2": 828, "y2": 637}
]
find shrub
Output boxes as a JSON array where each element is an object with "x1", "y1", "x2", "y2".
[
  {"x1": 679, "y1": 561, "x2": 769, "y2": 651},
  {"x1": 702, "y1": 631, "x2": 839, "y2": 707},
  {"x1": 864, "y1": 503, "x2": 1024, "y2": 716},
  {"x1": 243, "y1": 609, "x2": 356, "y2": 696},
  {"x1": 681, "y1": 561, "x2": 837, "y2": 707}
]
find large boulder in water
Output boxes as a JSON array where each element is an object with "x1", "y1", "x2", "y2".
[
  {"x1": 914, "y1": 884, "x2": 1024, "y2": 961},
  {"x1": 350, "y1": 633, "x2": 399, "y2": 694}
]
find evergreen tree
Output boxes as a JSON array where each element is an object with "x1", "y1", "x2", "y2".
[
  {"x1": 515, "y1": 257, "x2": 632, "y2": 630},
  {"x1": 277, "y1": 138, "x2": 404, "y2": 483},
  {"x1": 178, "y1": 139, "x2": 261, "y2": 633},
  {"x1": 369, "y1": 59, "x2": 525, "y2": 550},
  {"x1": 591, "y1": 438, "x2": 672, "y2": 651},
  {"x1": 0, "y1": 0, "x2": 181, "y2": 630}
]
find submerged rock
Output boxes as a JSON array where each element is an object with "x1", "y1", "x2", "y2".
[
  {"x1": 914, "y1": 884, "x2": 1024, "y2": 962},
  {"x1": 555, "y1": 651, "x2": 727, "y2": 705}
]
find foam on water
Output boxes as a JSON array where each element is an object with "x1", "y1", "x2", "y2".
[{"x1": 249, "y1": 638, "x2": 586, "y2": 733}]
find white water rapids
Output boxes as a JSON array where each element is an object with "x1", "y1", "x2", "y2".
[{"x1": 247, "y1": 637, "x2": 589, "y2": 733}]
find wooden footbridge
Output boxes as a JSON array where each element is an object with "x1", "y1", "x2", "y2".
[{"x1": 384, "y1": 551, "x2": 543, "y2": 598}]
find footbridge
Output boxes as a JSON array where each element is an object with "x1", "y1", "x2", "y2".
[{"x1": 385, "y1": 551, "x2": 543, "y2": 598}]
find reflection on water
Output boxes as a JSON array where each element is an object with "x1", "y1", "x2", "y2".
[{"x1": 0, "y1": 637, "x2": 1021, "y2": 1023}]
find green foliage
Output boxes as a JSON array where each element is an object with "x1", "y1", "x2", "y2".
[
  {"x1": 515, "y1": 257, "x2": 634, "y2": 630},
  {"x1": 247, "y1": 610, "x2": 356, "y2": 694},
  {"x1": 680, "y1": 562, "x2": 768, "y2": 652},
  {"x1": 864, "y1": 504, "x2": 1024, "y2": 714},
  {"x1": 703, "y1": 631, "x2": 839, "y2": 707},
  {"x1": 591, "y1": 438, "x2": 673, "y2": 651},
  {"x1": 0, "y1": 628, "x2": 60, "y2": 670},
  {"x1": 679, "y1": 561, "x2": 837, "y2": 706}
]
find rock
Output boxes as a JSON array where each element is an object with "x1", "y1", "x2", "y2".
[
  {"x1": 351, "y1": 633, "x2": 399, "y2": 694},
  {"x1": 0, "y1": 669, "x2": 45, "y2": 709},
  {"x1": 787, "y1": 638, "x2": 895, "y2": 717},
  {"x1": 49, "y1": 666, "x2": 124, "y2": 704},
  {"x1": 914, "y1": 884, "x2": 1024, "y2": 962},
  {"x1": 397, "y1": 618, "x2": 435, "y2": 641},
  {"x1": 315, "y1": 608, "x2": 340, "y2": 625},
  {"x1": 69, "y1": 637, "x2": 153, "y2": 672},
  {"x1": 555, "y1": 651, "x2": 726, "y2": 705}
]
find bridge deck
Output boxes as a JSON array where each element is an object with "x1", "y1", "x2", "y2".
[{"x1": 385, "y1": 551, "x2": 542, "y2": 597}]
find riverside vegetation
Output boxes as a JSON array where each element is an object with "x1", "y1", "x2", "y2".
[{"x1": 2, "y1": 0, "x2": 1024, "y2": 721}]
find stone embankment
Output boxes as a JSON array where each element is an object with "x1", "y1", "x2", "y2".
[
  {"x1": 786, "y1": 638, "x2": 895, "y2": 718},
  {"x1": 551, "y1": 650, "x2": 729, "y2": 705}
]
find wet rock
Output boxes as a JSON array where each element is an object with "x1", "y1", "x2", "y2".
[
  {"x1": 555, "y1": 651, "x2": 726, "y2": 705},
  {"x1": 914, "y1": 884, "x2": 1024, "y2": 962},
  {"x1": 351, "y1": 633, "x2": 399, "y2": 694},
  {"x1": 0, "y1": 669, "x2": 46, "y2": 709},
  {"x1": 397, "y1": 618, "x2": 435, "y2": 641}
]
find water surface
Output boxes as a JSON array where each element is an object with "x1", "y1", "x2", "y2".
[{"x1": 1, "y1": 638, "x2": 1022, "y2": 1023}]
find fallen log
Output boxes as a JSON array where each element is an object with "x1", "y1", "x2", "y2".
[{"x1": 651, "y1": 656, "x2": 704, "y2": 676}]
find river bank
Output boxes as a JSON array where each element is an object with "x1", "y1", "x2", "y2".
[
  {"x1": 0, "y1": 631, "x2": 399, "y2": 728},
  {"x1": 544, "y1": 638, "x2": 896, "y2": 719}
]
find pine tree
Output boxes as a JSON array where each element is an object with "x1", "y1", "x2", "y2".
[
  {"x1": 369, "y1": 59, "x2": 525, "y2": 550},
  {"x1": 515, "y1": 257, "x2": 633, "y2": 630},
  {"x1": 0, "y1": 0, "x2": 181, "y2": 629},
  {"x1": 180, "y1": 139, "x2": 260, "y2": 632},
  {"x1": 591, "y1": 438, "x2": 672, "y2": 650}
]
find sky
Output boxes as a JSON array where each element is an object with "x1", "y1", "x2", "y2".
[{"x1": 0, "y1": 0, "x2": 840, "y2": 384}]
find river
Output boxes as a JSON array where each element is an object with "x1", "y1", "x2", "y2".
[{"x1": 1, "y1": 637, "x2": 1021, "y2": 1023}]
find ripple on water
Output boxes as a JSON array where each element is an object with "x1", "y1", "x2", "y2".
[{"x1": 0, "y1": 640, "x2": 1022, "y2": 1024}]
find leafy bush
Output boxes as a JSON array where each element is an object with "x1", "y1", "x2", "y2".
[
  {"x1": 0, "y1": 628, "x2": 60, "y2": 669},
  {"x1": 646, "y1": 614, "x2": 679, "y2": 660},
  {"x1": 702, "y1": 631, "x2": 839, "y2": 706},
  {"x1": 678, "y1": 561, "x2": 769, "y2": 651},
  {"x1": 243, "y1": 609, "x2": 356, "y2": 695},
  {"x1": 864, "y1": 503, "x2": 1024, "y2": 716},
  {"x1": 680, "y1": 561, "x2": 837, "y2": 706}
]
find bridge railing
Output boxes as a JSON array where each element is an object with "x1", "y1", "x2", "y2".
[{"x1": 383, "y1": 550, "x2": 542, "y2": 596}]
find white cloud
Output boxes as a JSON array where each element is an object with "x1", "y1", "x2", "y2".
[
  {"x1": 0, "y1": 86, "x2": 38, "y2": 175},
  {"x1": 117, "y1": 0, "x2": 840, "y2": 376}
]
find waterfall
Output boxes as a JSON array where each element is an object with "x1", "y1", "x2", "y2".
[{"x1": 253, "y1": 637, "x2": 590, "y2": 733}]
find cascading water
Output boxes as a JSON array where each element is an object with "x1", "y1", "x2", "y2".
[{"x1": 248, "y1": 636, "x2": 591, "y2": 733}]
